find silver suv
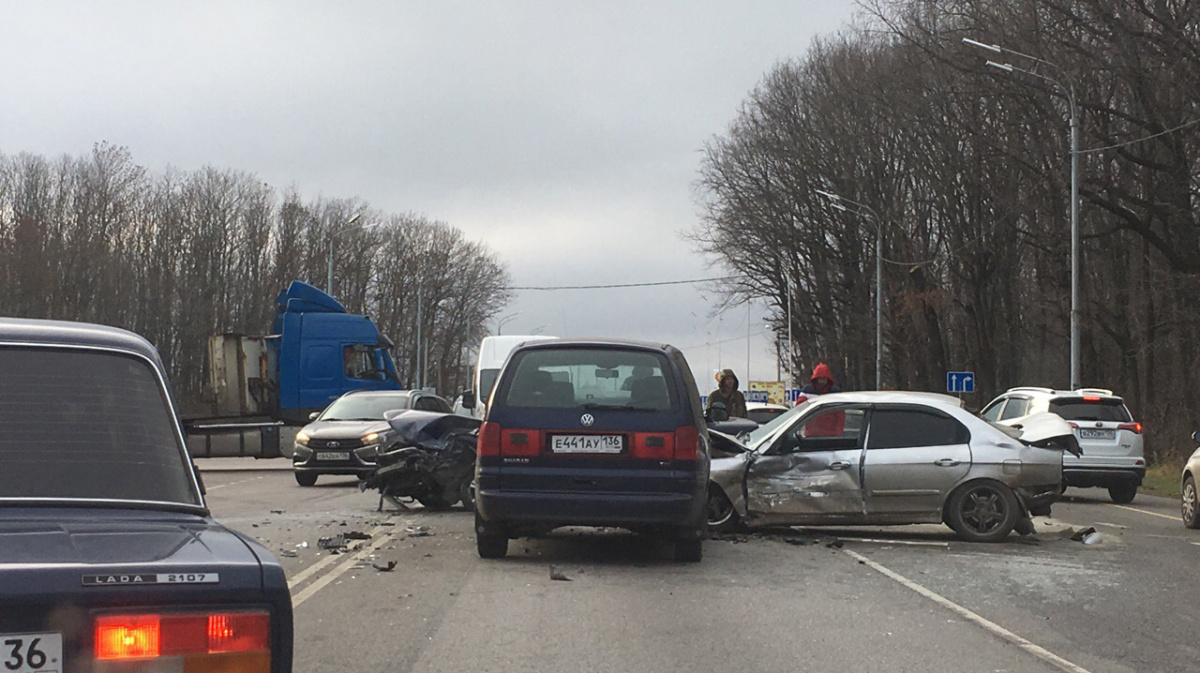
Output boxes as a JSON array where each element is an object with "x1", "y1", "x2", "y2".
[{"x1": 981, "y1": 387, "x2": 1144, "y2": 503}]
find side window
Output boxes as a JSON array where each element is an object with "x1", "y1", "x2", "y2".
[
  {"x1": 980, "y1": 399, "x2": 1005, "y2": 422},
  {"x1": 867, "y1": 408, "x2": 968, "y2": 449},
  {"x1": 343, "y1": 345, "x2": 377, "y2": 380},
  {"x1": 777, "y1": 407, "x2": 865, "y2": 453},
  {"x1": 999, "y1": 397, "x2": 1029, "y2": 420}
]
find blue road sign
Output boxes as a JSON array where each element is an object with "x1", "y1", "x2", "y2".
[
  {"x1": 746, "y1": 390, "x2": 770, "y2": 404},
  {"x1": 946, "y1": 371, "x2": 975, "y2": 394}
]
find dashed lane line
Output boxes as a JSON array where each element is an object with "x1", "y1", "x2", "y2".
[
  {"x1": 842, "y1": 547, "x2": 1095, "y2": 673},
  {"x1": 1112, "y1": 504, "x2": 1178, "y2": 521},
  {"x1": 286, "y1": 524, "x2": 394, "y2": 590},
  {"x1": 291, "y1": 530, "x2": 397, "y2": 608}
]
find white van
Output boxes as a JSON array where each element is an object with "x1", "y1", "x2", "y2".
[{"x1": 463, "y1": 334, "x2": 556, "y2": 418}]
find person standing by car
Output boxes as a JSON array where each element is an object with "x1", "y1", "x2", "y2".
[
  {"x1": 707, "y1": 368, "x2": 748, "y2": 418},
  {"x1": 794, "y1": 363, "x2": 844, "y2": 436},
  {"x1": 794, "y1": 362, "x2": 841, "y2": 405}
]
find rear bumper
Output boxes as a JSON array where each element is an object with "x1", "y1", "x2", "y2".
[
  {"x1": 1064, "y1": 466, "x2": 1145, "y2": 488},
  {"x1": 476, "y1": 489, "x2": 705, "y2": 529},
  {"x1": 1017, "y1": 485, "x2": 1060, "y2": 516}
]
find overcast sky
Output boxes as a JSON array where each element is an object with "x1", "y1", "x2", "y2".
[{"x1": 1, "y1": 1, "x2": 859, "y2": 390}]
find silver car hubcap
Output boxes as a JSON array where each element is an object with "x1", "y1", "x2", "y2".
[
  {"x1": 1183, "y1": 482, "x2": 1196, "y2": 523},
  {"x1": 962, "y1": 487, "x2": 1006, "y2": 533},
  {"x1": 708, "y1": 492, "x2": 734, "y2": 526}
]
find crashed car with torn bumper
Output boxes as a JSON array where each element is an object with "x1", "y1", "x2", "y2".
[{"x1": 707, "y1": 391, "x2": 1078, "y2": 542}]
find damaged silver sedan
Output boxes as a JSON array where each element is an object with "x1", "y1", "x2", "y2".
[{"x1": 707, "y1": 392, "x2": 1078, "y2": 542}]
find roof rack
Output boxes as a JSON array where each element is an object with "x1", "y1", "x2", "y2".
[
  {"x1": 1007, "y1": 386, "x2": 1056, "y2": 394},
  {"x1": 1071, "y1": 388, "x2": 1116, "y2": 397}
]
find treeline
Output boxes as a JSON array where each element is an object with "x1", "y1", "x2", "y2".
[
  {"x1": 693, "y1": 0, "x2": 1200, "y2": 462},
  {"x1": 0, "y1": 143, "x2": 510, "y2": 408}
]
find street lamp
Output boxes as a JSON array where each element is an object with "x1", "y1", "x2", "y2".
[
  {"x1": 326, "y1": 214, "x2": 380, "y2": 296},
  {"x1": 815, "y1": 189, "x2": 883, "y2": 391},
  {"x1": 963, "y1": 37, "x2": 1081, "y2": 389},
  {"x1": 496, "y1": 312, "x2": 521, "y2": 335}
]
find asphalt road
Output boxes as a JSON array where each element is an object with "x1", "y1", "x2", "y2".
[{"x1": 200, "y1": 467, "x2": 1197, "y2": 673}]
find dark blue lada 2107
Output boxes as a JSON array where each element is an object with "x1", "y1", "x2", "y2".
[{"x1": 0, "y1": 318, "x2": 293, "y2": 673}]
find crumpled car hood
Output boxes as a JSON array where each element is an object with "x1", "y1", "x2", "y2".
[{"x1": 384, "y1": 410, "x2": 481, "y2": 451}]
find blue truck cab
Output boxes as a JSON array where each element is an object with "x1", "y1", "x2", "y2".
[
  {"x1": 203, "y1": 282, "x2": 403, "y2": 427},
  {"x1": 272, "y1": 282, "x2": 402, "y2": 423}
]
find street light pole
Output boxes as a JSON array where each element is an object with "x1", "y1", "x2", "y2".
[
  {"x1": 327, "y1": 213, "x2": 363, "y2": 295},
  {"x1": 963, "y1": 37, "x2": 1081, "y2": 389},
  {"x1": 816, "y1": 190, "x2": 883, "y2": 391}
]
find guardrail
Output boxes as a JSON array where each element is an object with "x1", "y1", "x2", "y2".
[{"x1": 184, "y1": 421, "x2": 284, "y2": 459}]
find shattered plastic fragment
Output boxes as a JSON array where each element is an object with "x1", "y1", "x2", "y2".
[
  {"x1": 373, "y1": 560, "x2": 398, "y2": 572},
  {"x1": 550, "y1": 566, "x2": 572, "y2": 582},
  {"x1": 1070, "y1": 527, "x2": 1097, "y2": 542},
  {"x1": 1082, "y1": 532, "x2": 1103, "y2": 545},
  {"x1": 280, "y1": 550, "x2": 298, "y2": 558}
]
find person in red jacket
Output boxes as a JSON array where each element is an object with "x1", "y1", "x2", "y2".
[{"x1": 794, "y1": 363, "x2": 844, "y2": 437}]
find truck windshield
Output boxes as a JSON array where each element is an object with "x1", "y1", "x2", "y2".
[{"x1": 0, "y1": 347, "x2": 201, "y2": 506}]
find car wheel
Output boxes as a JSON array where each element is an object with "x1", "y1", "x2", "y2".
[
  {"x1": 1108, "y1": 484, "x2": 1137, "y2": 504},
  {"x1": 706, "y1": 486, "x2": 739, "y2": 533},
  {"x1": 475, "y1": 513, "x2": 508, "y2": 559},
  {"x1": 294, "y1": 472, "x2": 318, "y2": 487},
  {"x1": 945, "y1": 480, "x2": 1019, "y2": 543},
  {"x1": 458, "y1": 480, "x2": 476, "y2": 513},
  {"x1": 674, "y1": 537, "x2": 703, "y2": 563},
  {"x1": 1182, "y1": 476, "x2": 1200, "y2": 529}
]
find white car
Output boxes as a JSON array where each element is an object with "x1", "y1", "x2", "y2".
[
  {"x1": 982, "y1": 387, "x2": 1144, "y2": 503},
  {"x1": 745, "y1": 401, "x2": 789, "y2": 426}
]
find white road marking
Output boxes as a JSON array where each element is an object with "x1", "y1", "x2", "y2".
[
  {"x1": 205, "y1": 475, "x2": 264, "y2": 491},
  {"x1": 1112, "y1": 504, "x2": 1177, "y2": 521},
  {"x1": 286, "y1": 524, "x2": 392, "y2": 589},
  {"x1": 842, "y1": 548, "x2": 1095, "y2": 673},
  {"x1": 846, "y1": 538, "x2": 950, "y2": 547},
  {"x1": 1092, "y1": 522, "x2": 1128, "y2": 530},
  {"x1": 291, "y1": 531, "x2": 397, "y2": 608}
]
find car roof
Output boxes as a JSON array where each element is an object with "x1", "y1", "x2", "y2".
[
  {"x1": 513, "y1": 338, "x2": 677, "y2": 353},
  {"x1": 0, "y1": 317, "x2": 161, "y2": 360},
  {"x1": 805, "y1": 390, "x2": 966, "y2": 411},
  {"x1": 1002, "y1": 387, "x2": 1124, "y2": 401},
  {"x1": 343, "y1": 389, "x2": 420, "y2": 398}
]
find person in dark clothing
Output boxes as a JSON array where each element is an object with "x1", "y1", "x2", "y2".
[{"x1": 706, "y1": 368, "x2": 748, "y2": 418}]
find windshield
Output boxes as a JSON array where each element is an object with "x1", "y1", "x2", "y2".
[
  {"x1": 0, "y1": 347, "x2": 200, "y2": 505},
  {"x1": 741, "y1": 400, "x2": 810, "y2": 451},
  {"x1": 320, "y1": 393, "x2": 413, "y2": 420}
]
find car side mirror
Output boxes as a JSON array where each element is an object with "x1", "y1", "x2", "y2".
[
  {"x1": 707, "y1": 402, "x2": 729, "y2": 423},
  {"x1": 461, "y1": 390, "x2": 476, "y2": 410},
  {"x1": 1193, "y1": 430, "x2": 1200, "y2": 444},
  {"x1": 308, "y1": 412, "x2": 320, "y2": 421}
]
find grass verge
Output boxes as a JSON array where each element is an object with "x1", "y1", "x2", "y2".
[{"x1": 1140, "y1": 463, "x2": 1183, "y2": 499}]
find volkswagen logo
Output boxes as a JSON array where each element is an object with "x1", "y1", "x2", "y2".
[
  {"x1": 580, "y1": 414, "x2": 595, "y2": 427},
  {"x1": 327, "y1": 441, "x2": 340, "y2": 448}
]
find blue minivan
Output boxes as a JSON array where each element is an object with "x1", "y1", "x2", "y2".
[{"x1": 470, "y1": 339, "x2": 710, "y2": 562}]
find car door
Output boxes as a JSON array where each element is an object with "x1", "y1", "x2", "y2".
[
  {"x1": 745, "y1": 404, "x2": 868, "y2": 525},
  {"x1": 861, "y1": 405, "x2": 972, "y2": 520}
]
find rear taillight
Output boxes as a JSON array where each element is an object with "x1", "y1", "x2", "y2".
[
  {"x1": 1082, "y1": 395, "x2": 1101, "y2": 402},
  {"x1": 631, "y1": 432, "x2": 674, "y2": 460},
  {"x1": 1118, "y1": 422, "x2": 1143, "y2": 434},
  {"x1": 478, "y1": 421, "x2": 502, "y2": 457},
  {"x1": 95, "y1": 611, "x2": 269, "y2": 671},
  {"x1": 501, "y1": 429, "x2": 541, "y2": 456},
  {"x1": 673, "y1": 425, "x2": 700, "y2": 461},
  {"x1": 1067, "y1": 422, "x2": 1079, "y2": 428}
]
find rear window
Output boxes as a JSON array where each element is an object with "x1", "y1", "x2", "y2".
[
  {"x1": 747, "y1": 407, "x2": 786, "y2": 425},
  {"x1": 0, "y1": 347, "x2": 200, "y2": 505},
  {"x1": 501, "y1": 348, "x2": 677, "y2": 411},
  {"x1": 1049, "y1": 397, "x2": 1132, "y2": 422}
]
